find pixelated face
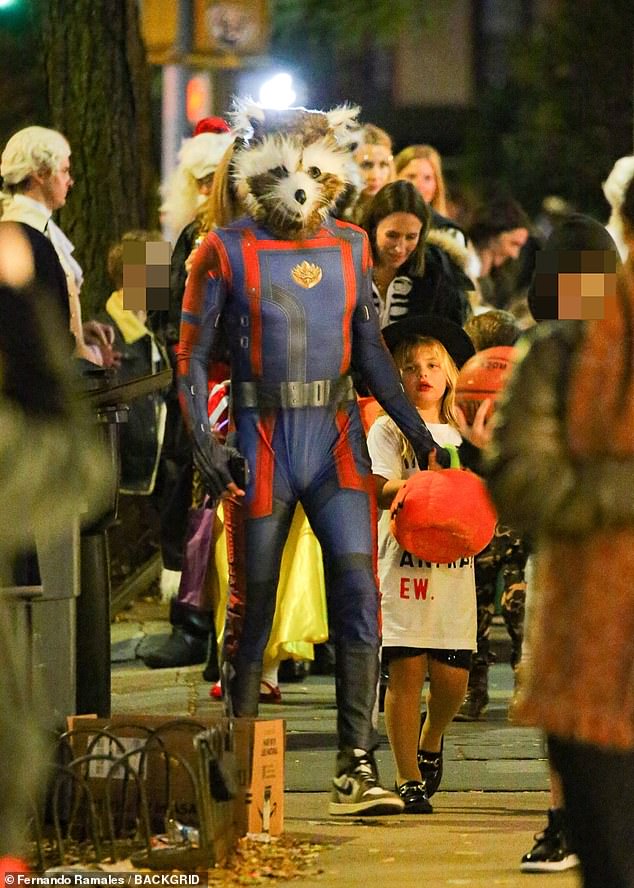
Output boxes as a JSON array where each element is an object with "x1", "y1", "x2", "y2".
[
  {"x1": 400, "y1": 344, "x2": 448, "y2": 412},
  {"x1": 354, "y1": 143, "x2": 393, "y2": 196},
  {"x1": 233, "y1": 133, "x2": 350, "y2": 239},
  {"x1": 398, "y1": 158, "x2": 436, "y2": 205},
  {"x1": 40, "y1": 153, "x2": 73, "y2": 211},
  {"x1": 375, "y1": 212, "x2": 423, "y2": 271},
  {"x1": 122, "y1": 240, "x2": 171, "y2": 314},
  {"x1": 532, "y1": 249, "x2": 618, "y2": 320}
]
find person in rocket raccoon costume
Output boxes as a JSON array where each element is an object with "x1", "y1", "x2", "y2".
[{"x1": 178, "y1": 103, "x2": 455, "y2": 816}]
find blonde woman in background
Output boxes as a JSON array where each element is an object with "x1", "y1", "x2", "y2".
[
  {"x1": 351, "y1": 123, "x2": 395, "y2": 223},
  {"x1": 395, "y1": 144, "x2": 447, "y2": 215},
  {"x1": 395, "y1": 144, "x2": 467, "y2": 249}
]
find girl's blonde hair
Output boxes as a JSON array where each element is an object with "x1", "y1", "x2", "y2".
[
  {"x1": 386, "y1": 335, "x2": 459, "y2": 463},
  {"x1": 394, "y1": 144, "x2": 447, "y2": 216},
  {"x1": 197, "y1": 141, "x2": 245, "y2": 234}
]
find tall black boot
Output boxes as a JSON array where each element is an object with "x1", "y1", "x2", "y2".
[
  {"x1": 330, "y1": 643, "x2": 403, "y2": 817},
  {"x1": 140, "y1": 600, "x2": 211, "y2": 669},
  {"x1": 334, "y1": 641, "x2": 380, "y2": 755},
  {"x1": 228, "y1": 659, "x2": 262, "y2": 717}
]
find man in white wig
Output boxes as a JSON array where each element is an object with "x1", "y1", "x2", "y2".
[{"x1": 0, "y1": 125, "x2": 114, "y2": 365}]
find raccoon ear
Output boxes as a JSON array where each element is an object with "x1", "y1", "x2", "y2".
[
  {"x1": 230, "y1": 98, "x2": 266, "y2": 143},
  {"x1": 325, "y1": 104, "x2": 361, "y2": 146}
]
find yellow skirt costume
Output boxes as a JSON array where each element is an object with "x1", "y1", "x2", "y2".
[{"x1": 207, "y1": 502, "x2": 328, "y2": 670}]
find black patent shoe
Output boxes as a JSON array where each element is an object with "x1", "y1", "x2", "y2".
[
  {"x1": 520, "y1": 808, "x2": 579, "y2": 872},
  {"x1": 140, "y1": 627, "x2": 207, "y2": 669},
  {"x1": 397, "y1": 780, "x2": 433, "y2": 814},
  {"x1": 417, "y1": 739, "x2": 444, "y2": 798}
]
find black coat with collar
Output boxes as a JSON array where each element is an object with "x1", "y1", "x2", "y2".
[
  {"x1": 399, "y1": 242, "x2": 472, "y2": 326},
  {"x1": 2, "y1": 221, "x2": 73, "y2": 351}
]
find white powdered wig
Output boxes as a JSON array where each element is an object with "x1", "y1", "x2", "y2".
[
  {"x1": 603, "y1": 155, "x2": 634, "y2": 259},
  {"x1": 160, "y1": 131, "x2": 234, "y2": 239},
  {"x1": 1, "y1": 126, "x2": 70, "y2": 186}
]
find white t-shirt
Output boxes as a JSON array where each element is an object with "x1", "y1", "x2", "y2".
[{"x1": 367, "y1": 415, "x2": 476, "y2": 651}]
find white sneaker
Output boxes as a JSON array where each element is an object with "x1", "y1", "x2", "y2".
[{"x1": 329, "y1": 749, "x2": 404, "y2": 816}]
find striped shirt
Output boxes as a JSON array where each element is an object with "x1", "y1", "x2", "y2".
[{"x1": 371, "y1": 276, "x2": 414, "y2": 328}]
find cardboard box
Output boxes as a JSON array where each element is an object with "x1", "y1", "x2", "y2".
[
  {"x1": 64, "y1": 715, "x2": 284, "y2": 864},
  {"x1": 243, "y1": 719, "x2": 284, "y2": 836}
]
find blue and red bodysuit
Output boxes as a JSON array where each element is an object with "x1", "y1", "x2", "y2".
[{"x1": 178, "y1": 215, "x2": 446, "y2": 755}]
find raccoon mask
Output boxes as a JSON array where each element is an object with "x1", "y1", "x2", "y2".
[{"x1": 230, "y1": 101, "x2": 361, "y2": 240}]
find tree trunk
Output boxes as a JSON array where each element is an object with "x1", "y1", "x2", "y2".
[{"x1": 37, "y1": 0, "x2": 157, "y2": 317}]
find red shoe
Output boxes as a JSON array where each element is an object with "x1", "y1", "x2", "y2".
[
  {"x1": 209, "y1": 679, "x2": 282, "y2": 703},
  {"x1": 259, "y1": 680, "x2": 282, "y2": 704}
]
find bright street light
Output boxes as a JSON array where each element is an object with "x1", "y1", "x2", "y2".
[{"x1": 258, "y1": 73, "x2": 297, "y2": 110}]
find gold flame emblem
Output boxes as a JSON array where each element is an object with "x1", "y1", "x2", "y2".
[{"x1": 291, "y1": 261, "x2": 322, "y2": 289}]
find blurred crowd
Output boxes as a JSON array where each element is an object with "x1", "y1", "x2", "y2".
[{"x1": 1, "y1": 109, "x2": 633, "y2": 887}]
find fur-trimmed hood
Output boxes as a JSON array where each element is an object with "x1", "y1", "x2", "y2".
[{"x1": 426, "y1": 228, "x2": 470, "y2": 273}]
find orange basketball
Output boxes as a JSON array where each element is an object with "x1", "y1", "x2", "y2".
[{"x1": 455, "y1": 346, "x2": 518, "y2": 423}]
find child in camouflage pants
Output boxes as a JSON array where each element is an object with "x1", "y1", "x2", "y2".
[
  {"x1": 454, "y1": 523, "x2": 527, "y2": 720},
  {"x1": 458, "y1": 311, "x2": 528, "y2": 720}
]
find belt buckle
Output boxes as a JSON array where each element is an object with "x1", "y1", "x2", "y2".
[
  {"x1": 312, "y1": 381, "x2": 323, "y2": 407},
  {"x1": 284, "y1": 380, "x2": 302, "y2": 408}
]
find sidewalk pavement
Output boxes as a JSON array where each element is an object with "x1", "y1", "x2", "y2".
[{"x1": 110, "y1": 614, "x2": 581, "y2": 887}]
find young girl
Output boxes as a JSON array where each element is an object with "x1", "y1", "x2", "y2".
[{"x1": 367, "y1": 315, "x2": 477, "y2": 814}]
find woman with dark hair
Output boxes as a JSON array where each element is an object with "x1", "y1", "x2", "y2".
[{"x1": 362, "y1": 180, "x2": 472, "y2": 328}]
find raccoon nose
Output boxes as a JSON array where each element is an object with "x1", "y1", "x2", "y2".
[{"x1": 294, "y1": 189, "x2": 307, "y2": 205}]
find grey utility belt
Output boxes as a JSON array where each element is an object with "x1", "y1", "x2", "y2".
[{"x1": 234, "y1": 376, "x2": 356, "y2": 410}]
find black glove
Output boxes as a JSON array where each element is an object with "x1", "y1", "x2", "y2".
[
  {"x1": 193, "y1": 435, "x2": 247, "y2": 500},
  {"x1": 412, "y1": 441, "x2": 450, "y2": 470}
]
